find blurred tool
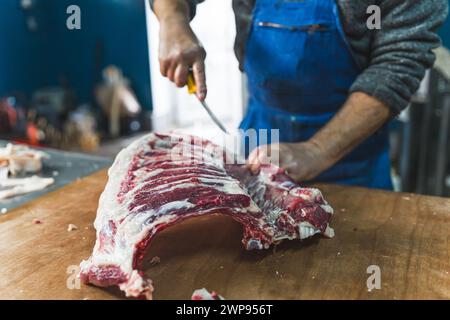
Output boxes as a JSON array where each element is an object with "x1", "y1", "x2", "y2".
[
  {"x1": 0, "y1": 96, "x2": 28, "y2": 137},
  {"x1": 95, "y1": 65, "x2": 142, "y2": 138},
  {"x1": 29, "y1": 86, "x2": 75, "y2": 148},
  {"x1": 0, "y1": 98, "x2": 18, "y2": 133},
  {"x1": 187, "y1": 72, "x2": 229, "y2": 134},
  {"x1": 0, "y1": 85, "x2": 101, "y2": 151},
  {"x1": 65, "y1": 105, "x2": 100, "y2": 152}
]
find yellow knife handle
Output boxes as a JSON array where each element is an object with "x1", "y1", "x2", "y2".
[{"x1": 187, "y1": 72, "x2": 197, "y2": 94}]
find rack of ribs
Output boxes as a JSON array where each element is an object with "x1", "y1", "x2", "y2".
[{"x1": 79, "y1": 132, "x2": 334, "y2": 299}]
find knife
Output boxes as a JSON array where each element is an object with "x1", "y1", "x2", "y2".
[{"x1": 187, "y1": 72, "x2": 229, "y2": 134}]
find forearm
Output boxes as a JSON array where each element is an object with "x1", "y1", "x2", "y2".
[
  {"x1": 152, "y1": 0, "x2": 190, "y2": 23},
  {"x1": 308, "y1": 92, "x2": 392, "y2": 171}
]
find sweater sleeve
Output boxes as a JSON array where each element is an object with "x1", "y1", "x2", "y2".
[{"x1": 349, "y1": 0, "x2": 448, "y2": 114}]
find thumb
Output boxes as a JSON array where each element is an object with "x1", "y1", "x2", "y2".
[{"x1": 247, "y1": 146, "x2": 269, "y2": 173}]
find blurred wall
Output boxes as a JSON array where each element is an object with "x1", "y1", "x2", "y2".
[
  {"x1": 439, "y1": 15, "x2": 450, "y2": 48},
  {"x1": 0, "y1": 0, "x2": 152, "y2": 110},
  {"x1": 0, "y1": 1, "x2": 50, "y2": 96}
]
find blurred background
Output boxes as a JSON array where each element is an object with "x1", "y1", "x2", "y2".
[{"x1": 0, "y1": 0, "x2": 449, "y2": 197}]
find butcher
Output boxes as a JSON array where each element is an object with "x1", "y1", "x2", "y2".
[{"x1": 150, "y1": 0, "x2": 448, "y2": 189}]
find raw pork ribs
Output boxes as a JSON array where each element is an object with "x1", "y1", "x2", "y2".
[{"x1": 79, "y1": 133, "x2": 334, "y2": 299}]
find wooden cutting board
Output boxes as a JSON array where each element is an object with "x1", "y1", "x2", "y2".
[{"x1": 0, "y1": 169, "x2": 449, "y2": 300}]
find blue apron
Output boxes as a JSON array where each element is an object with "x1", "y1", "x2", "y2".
[{"x1": 240, "y1": 0, "x2": 393, "y2": 190}]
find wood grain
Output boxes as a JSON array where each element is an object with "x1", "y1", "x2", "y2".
[{"x1": 0, "y1": 169, "x2": 449, "y2": 300}]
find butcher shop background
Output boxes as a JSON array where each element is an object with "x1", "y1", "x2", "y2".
[{"x1": 0, "y1": 0, "x2": 449, "y2": 197}]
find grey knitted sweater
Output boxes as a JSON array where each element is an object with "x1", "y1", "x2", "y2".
[{"x1": 151, "y1": 0, "x2": 448, "y2": 113}]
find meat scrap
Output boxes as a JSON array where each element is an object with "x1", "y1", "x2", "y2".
[
  {"x1": 0, "y1": 176, "x2": 54, "y2": 200},
  {"x1": 68, "y1": 224, "x2": 78, "y2": 232},
  {"x1": 0, "y1": 144, "x2": 53, "y2": 200},
  {"x1": 149, "y1": 256, "x2": 160, "y2": 265},
  {"x1": 0, "y1": 143, "x2": 49, "y2": 175},
  {"x1": 79, "y1": 133, "x2": 334, "y2": 299},
  {"x1": 192, "y1": 288, "x2": 224, "y2": 300}
]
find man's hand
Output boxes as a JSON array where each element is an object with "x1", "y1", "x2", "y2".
[
  {"x1": 154, "y1": 0, "x2": 207, "y2": 100},
  {"x1": 248, "y1": 92, "x2": 392, "y2": 183},
  {"x1": 248, "y1": 142, "x2": 328, "y2": 182}
]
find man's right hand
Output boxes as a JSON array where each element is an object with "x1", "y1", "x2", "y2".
[{"x1": 155, "y1": 0, "x2": 207, "y2": 101}]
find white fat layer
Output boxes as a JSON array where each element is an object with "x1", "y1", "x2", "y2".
[
  {"x1": 157, "y1": 200, "x2": 194, "y2": 215},
  {"x1": 133, "y1": 174, "x2": 236, "y2": 192},
  {"x1": 119, "y1": 270, "x2": 153, "y2": 299},
  {"x1": 298, "y1": 222, "x2": 321, "y2": 240},
  {"x1": 133, "y1": 167, "x2": 164, "y2": 180},
  {"x1": 198, "y1": 177, "x2": 247, "y2": 195},
  {"x1": 85, "y1": 134, "x2": 157, "y2": 272},
  {"x1": 324, "y1": 225, "x2": 335, "y2": 238}
]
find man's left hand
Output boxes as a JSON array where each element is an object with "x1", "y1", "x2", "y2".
[{"x1": 248, "y1": 142, "x2": 329, "y2": 182}]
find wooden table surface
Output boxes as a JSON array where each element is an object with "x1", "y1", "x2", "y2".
[{"x1": 0, "y1": 170, "x2": 449, "y2": 300}]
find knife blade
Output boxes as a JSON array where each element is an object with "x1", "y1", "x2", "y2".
[{"x1": 187, "y1": 72, "x2": 229, "y2": 134}]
